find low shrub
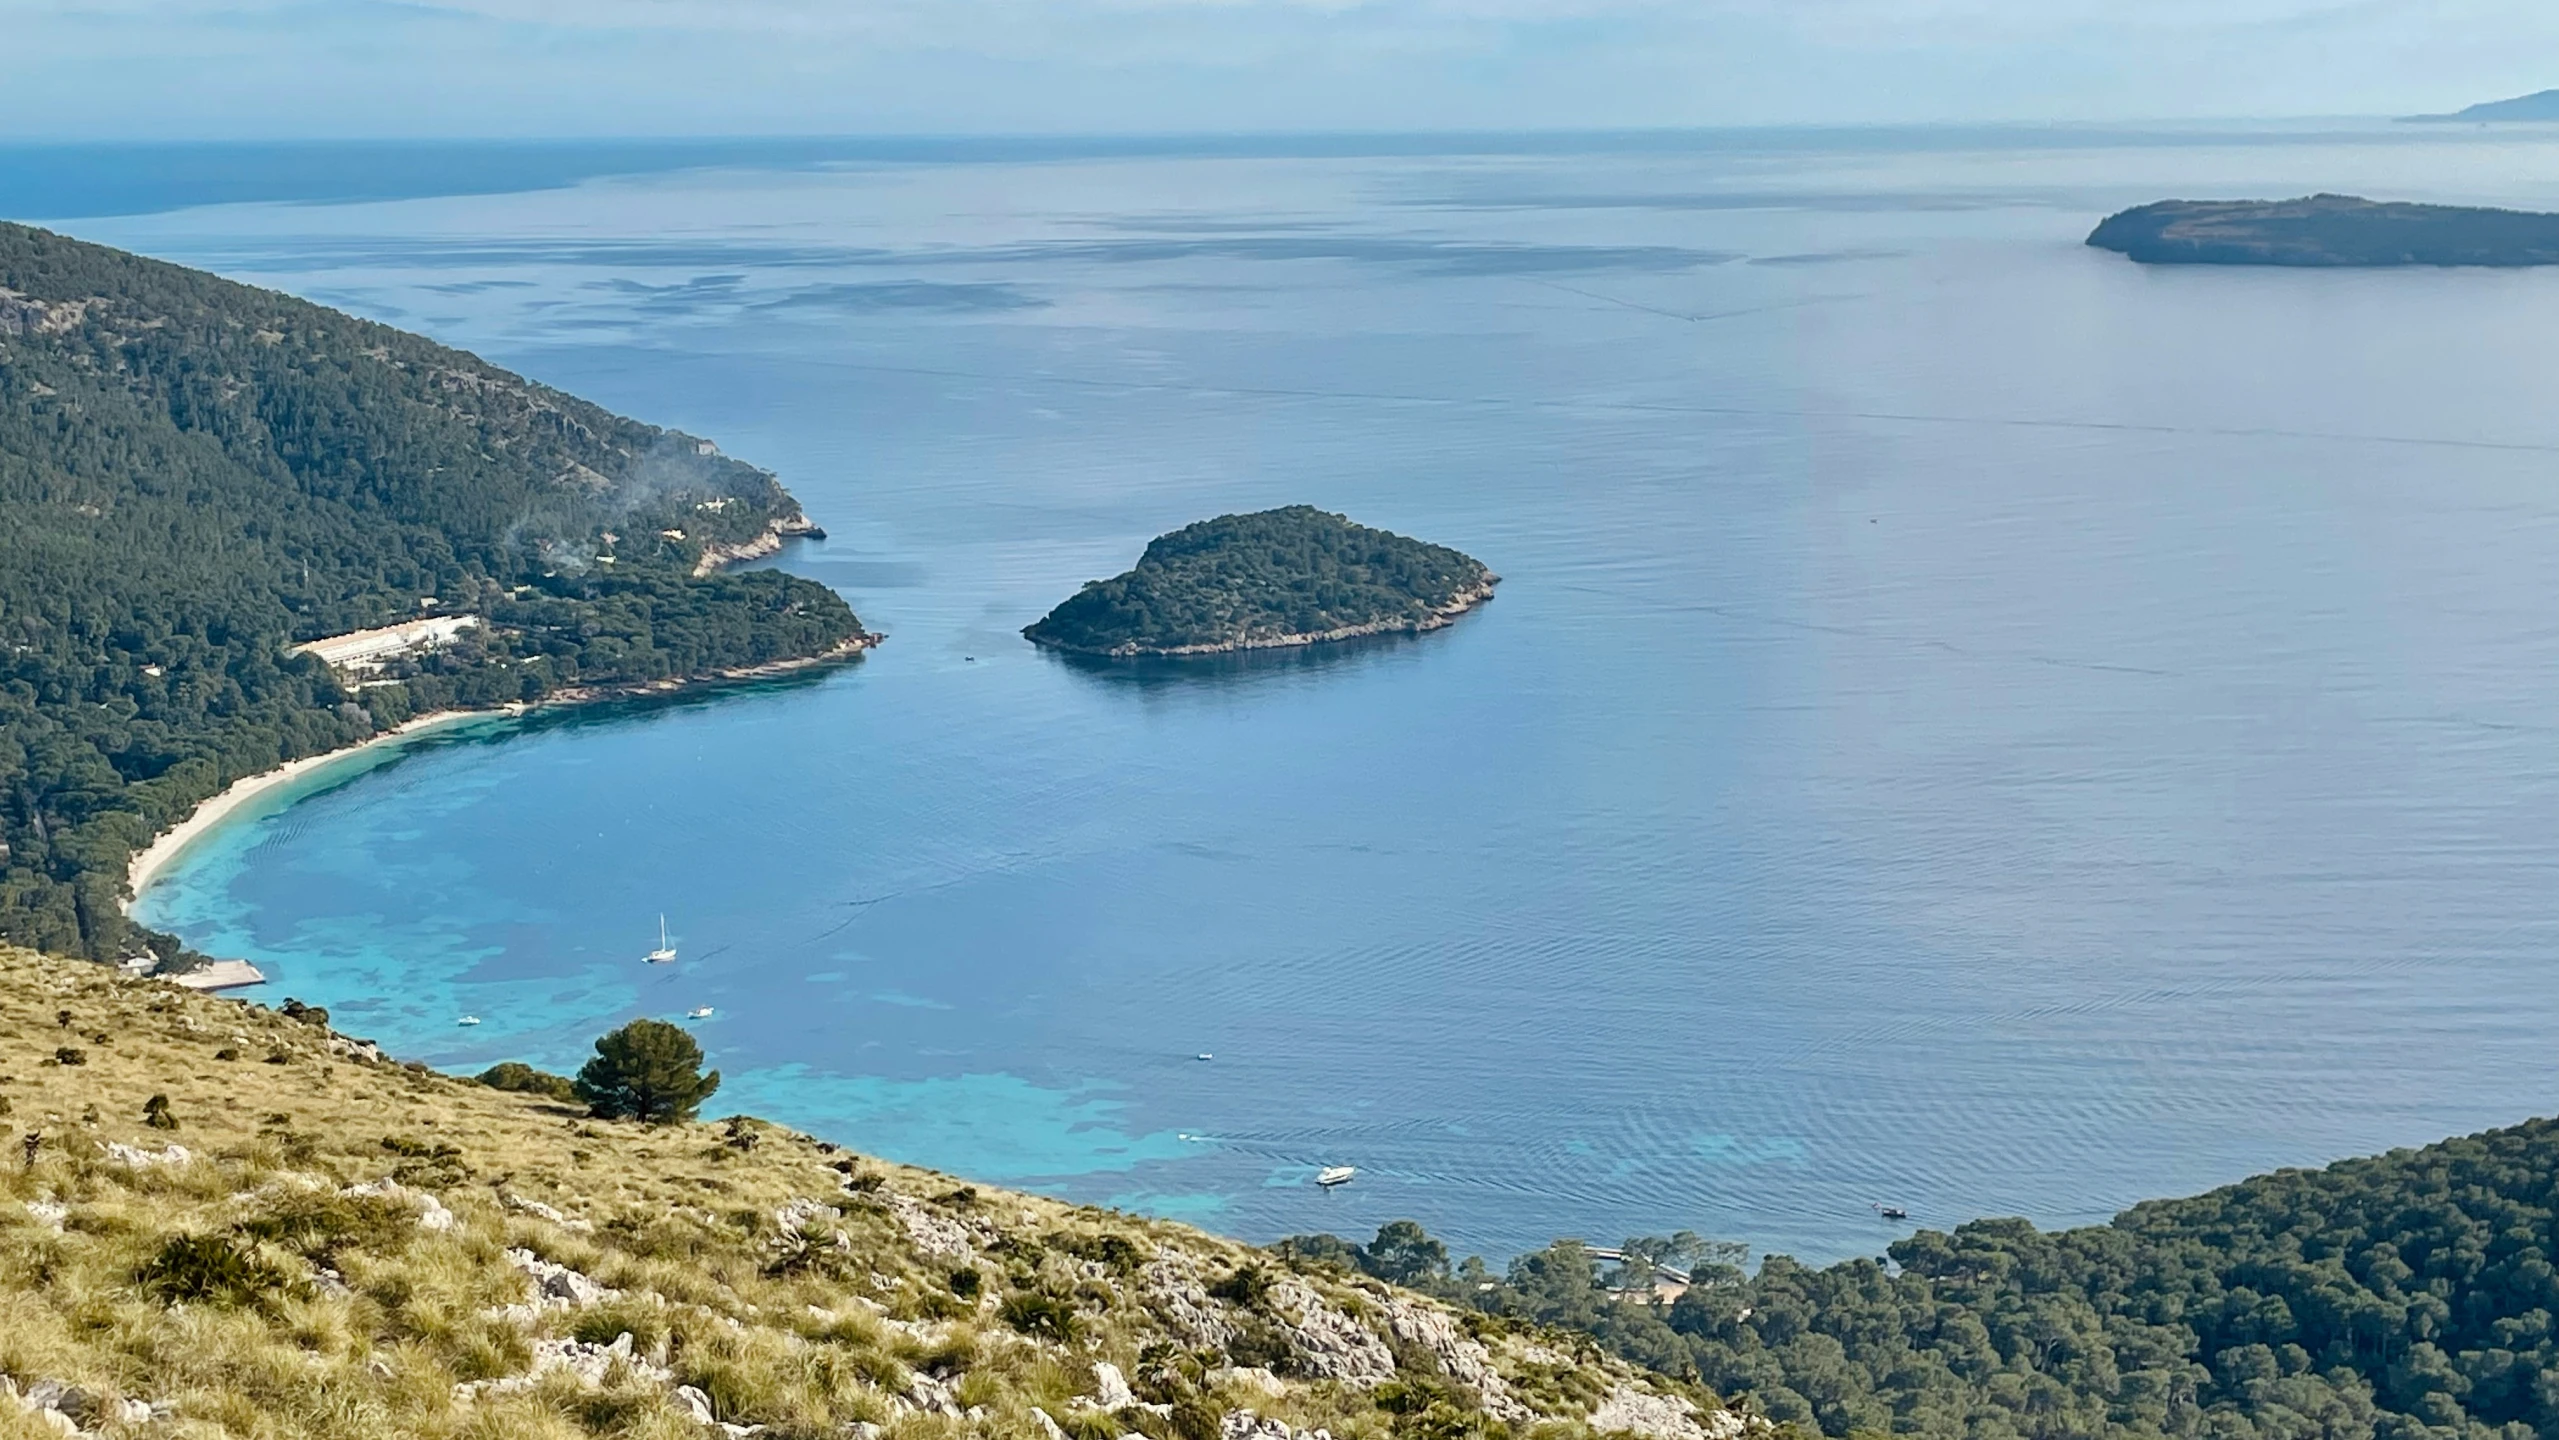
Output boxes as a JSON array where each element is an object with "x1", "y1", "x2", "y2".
[
  {"x1": 477, "y1": 1061, "x2": 579, "y2": 1103},
  {"x1": 997, "y1": 1290, "x2": 1079, "y2": 1342},
  {"x1": 139, "y1": 1234, "x2": 284, "y2": 1307},
  {"x1": 1208, "y1": 1263, "x2": 1272, "y2": 1307}
]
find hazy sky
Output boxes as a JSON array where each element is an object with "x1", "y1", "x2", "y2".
[{"x1": 5, "y1": 0, "x2": 2553, "y2": 136}]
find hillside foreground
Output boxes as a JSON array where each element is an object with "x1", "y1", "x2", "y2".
[{"x1": 0, "y1": 947, "x2": 1743, "y2": 1440}]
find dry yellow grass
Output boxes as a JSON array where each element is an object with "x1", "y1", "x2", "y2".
[{"x1": 0, "y1": 947, "x2": 1744, "y2": 1440}]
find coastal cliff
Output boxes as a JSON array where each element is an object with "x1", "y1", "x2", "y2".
[
  {"x1": 2088, "y1": 194, "x2": 2559, "y2": 267},
  {"x1": 691, "y1": 513, "x2": 829, "y2": 576}
]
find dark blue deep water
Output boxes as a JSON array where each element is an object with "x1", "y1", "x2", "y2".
[{"x1": 63, "y1": 124, "x2": 2559, "y2": 1263}]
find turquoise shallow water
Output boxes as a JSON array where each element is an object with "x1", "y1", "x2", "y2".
[{"x1": 79, "y1": 124, "x2": 2559, "y2": 1262}]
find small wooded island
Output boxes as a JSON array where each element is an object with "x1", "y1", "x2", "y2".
[
  {"x1": 1022, "y1": 506, "x2": 1496, "y2": 657},
  {"x1": 2088, "y1": 194, "x2": 2559, "y2": 267}
]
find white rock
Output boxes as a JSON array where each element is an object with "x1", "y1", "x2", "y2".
[
  {"x1": 1092, "y1": 1361, "x2": 1137, "y2": 1410},
  {"x1": 451, "y1": 1331, "x2": 669, "y2": 1400},
  {"x1": 344, "y1": 1179, "x2": 458, "y2": 1234},
  {"x1": 843, "y1": 1424, "x2": 883, "y2": 1440},
  {"x1": 104, "y1": 1141, "x2": 192, "y2": 1169},
  {"x1": 487, "y1": 1247, "x2": 620, "y2": 1320},
  {"x1": 674, "y1": 1385, "x2": 718, "y2": 1425},
  {"x1": 1264, "y1": 1279, "x2": 1396, "y2": 1387},
  {"x1": 23, "y1": 1201, "x2": 64, "y2": 1232},
  {"x1": 1382, "y1": 1296, "x2": 1527, "y2": 1421},
  {"x1": 502, "y1": 1193, "x2": 593, "y2": 1231},
  {"x1": 1033, "y1": 1406, "x2": 1072, "y2": 1440},
  {"x1": 414, "y1": 1192, "x2": 458, "y2": 1232},
  {"x1": 1588, "y1": 1385, "x2": 1746, "y2": 1440},
  {"x1": 881, "y1": 1192, "x2": 978, "y2": 1262},
  {"x1": 775, "y1": 1197, "x2": 840, "y2": 1235},
  {"x1": 905, "y1": 1373, "x2": 962, "y2": 1416},
  {"x1": 1222, "y1": 1413, "x2": 1333, "y2": 1440}
]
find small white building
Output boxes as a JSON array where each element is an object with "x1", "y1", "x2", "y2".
[{"x1": 295, "y1": 616, "x2": 479, "y2": 671}]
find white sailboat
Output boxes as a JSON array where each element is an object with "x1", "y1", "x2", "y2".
[{"x1": 646, "y1": 914, "x2": 677, "y2": 964}]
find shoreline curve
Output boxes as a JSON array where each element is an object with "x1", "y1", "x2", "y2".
[
  {"x1": 122, "y1": 630, "x2": 881, "y2": 913},
  {"x1": 1026, "y1": 576, "x2": 1497, "y2": 659}
]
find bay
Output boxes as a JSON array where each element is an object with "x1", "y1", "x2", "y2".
[{"x1": 74, "y1": 122, "x2": 2559, "y2": 1263}]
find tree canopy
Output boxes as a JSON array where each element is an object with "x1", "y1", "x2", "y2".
[
  {"x1": 1281, "y1": 1116, "x2": 2559, "y2": 1440},
  {"x1": 0, "y1": 222, "x2": 864, "y2": 963},
  {"x1": 1021, "y1": 506, "x2": 1493, "y2": 655},
  {"x1": 573, "y1": 1019, "x2": 721, "y2": 1125}
]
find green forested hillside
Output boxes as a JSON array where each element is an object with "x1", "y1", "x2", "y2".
[
  {"x1": 1291, "y1": 1119, "x2": 2559, "y2": 1440},
  {"x1": 1022, "y1": 506, "x2": 1495, "y2": 655},
  {"x1": 0, "y1": 222, "x2": 865, "y2": 963}
]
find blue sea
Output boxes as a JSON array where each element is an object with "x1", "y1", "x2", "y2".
[{"x1": 40, "y1": 123, "x2": 2559, "y2": 1264}]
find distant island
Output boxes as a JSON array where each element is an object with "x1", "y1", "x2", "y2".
[
  {"x1": 2087, "y1": 194, "x2": 2559, "y2": 267},
  {"x1": 1022, "y1": 506, "x2": 1496, "y2": 657},
  {"x1": 2403, "y1": 88, "x2": 2559, "y2": 122}
]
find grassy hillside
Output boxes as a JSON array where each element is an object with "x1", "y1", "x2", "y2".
[
  {"x1": 0, "y1": 946, "x2": 1745, "y2": 1440},
  {"x1": 1022, "y1": 508, "x2": 1494, "y2": 657},
  {"x1": 0, "y1": 223, "x2": 868, "y2": 964}
]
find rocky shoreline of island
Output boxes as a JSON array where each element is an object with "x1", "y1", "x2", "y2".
[
  {"x1": 1030, "y1": 575, "x2": 1499, "y2": 657},
  {"x1": 1021, "y1": 506, "x2": 1498, "y2": 658}
]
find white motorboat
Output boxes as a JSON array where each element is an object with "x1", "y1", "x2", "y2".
[
  {"x1": 688, "y1": 1007, "x2": 714, "y2": 1019},
  {"x1": 456, "y1": 1015, "x2": 481, "y2": 1027},
  {"x1": 1316, "y1": 1166, "x2": 1357, "y2": 1188},
  {"x1": 645, "y1": 914, "x2": 677, "y2": 964}
]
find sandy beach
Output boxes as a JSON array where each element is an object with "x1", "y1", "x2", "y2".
[
  {"x1": 123, "y1": 709, "x2": 500, "y2": 901},
  {"x1": 120, "y1": 632, "x2": 883, "y2": 907}
]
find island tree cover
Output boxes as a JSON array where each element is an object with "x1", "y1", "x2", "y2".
[
  {"x1": 1022, "y1": 505, "x2": 1495, "y2": 655},
  {"x1": 1286, "y1": 1118, "x2": 2559, "y2": 1440},
  {"x1": 0, "y1": 221, "x2": 864, "y2": 963},
  {"x1": 2088, "y1": 195, "x2": 2559, "y2": 267}
]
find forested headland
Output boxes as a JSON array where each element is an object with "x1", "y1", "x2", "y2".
[
  {"x1": 0, "y1": 222, "x2": 867, "y2": 966},
  {"x1": 1281, "y1": 1117, "x2": 2559, "y2": 1440},
  {"x1": 1022, "y1": 505, "x2": 1496, "y2": 656}
]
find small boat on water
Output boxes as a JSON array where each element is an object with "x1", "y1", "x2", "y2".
[
  {"x1": 688, "y1": 1007, "x2": 715, "y2": 1020},
  {"x1": 1873, "y1": 1203, "x2": 1910, "y2": 1221},
  {"x1": 456, "y1": 1015, "x2": 481, "y2": 1027},
  {"x1": 1316, "y1": 1166, "x2": 1357, "y2": 1188},
  {"x1": 1196, "y1": 1052, "x2": 1213, "y2": 1061},
  {"x1": 646, "y1": 914, "x2": 677, "y2": 964}
]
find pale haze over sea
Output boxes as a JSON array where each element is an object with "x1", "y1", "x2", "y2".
[{"x1": 48, "y1": 124, "x2": 2559, "y2": 1262}]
